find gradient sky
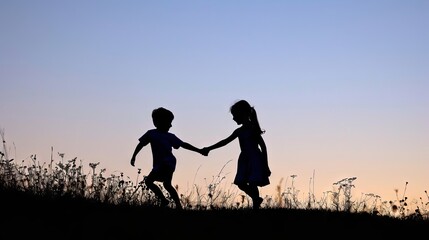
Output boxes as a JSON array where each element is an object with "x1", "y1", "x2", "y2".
[{"x1": 1, "y1": 1, "x2": 428, "y2": 205}]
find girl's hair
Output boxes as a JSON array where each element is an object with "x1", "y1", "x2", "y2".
[{"x1": 230, "y1": 100, "x2": 265, "y2": 135}]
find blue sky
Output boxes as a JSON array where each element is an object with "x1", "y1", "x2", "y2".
[{"x1": 1, "y1": 1, "x2": 428, "y2": 204}]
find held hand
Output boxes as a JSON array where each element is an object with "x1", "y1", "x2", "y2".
[
  {"x1": 197, "y1": 148, "x2": 205, "y2": 156},
  {"x1": 200, "y1": 147, "x2": 210, "y2": 156}
]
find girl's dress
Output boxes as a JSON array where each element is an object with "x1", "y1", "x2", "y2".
[{"x1": 233, "y1": 126, "x2": 270, "y2": 187}]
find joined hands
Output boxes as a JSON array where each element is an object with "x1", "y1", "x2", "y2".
[{"x1": 199, "y1": 147, "x2": 210, "y2": 156}]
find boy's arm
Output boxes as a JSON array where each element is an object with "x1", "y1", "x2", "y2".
[
  {"x1": 181, "y1": 142, "x2": 207, "y2": 156},
  {"x1": 130, "y1": 142, "x2": 144, "y2": 166}
]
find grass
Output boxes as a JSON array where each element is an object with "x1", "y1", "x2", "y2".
[
  {"x1": 1, "y1": 186, "x2": 427, "y2": 239},
  {"x1": 1, "y1": 131, "x2": 428, "y2": 238}
]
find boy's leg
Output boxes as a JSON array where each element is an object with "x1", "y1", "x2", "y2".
[
  {"x1": 145, "y1": 175, "x2": 169, "y2": 206},
  {"x1": 163, "y1": 182, "x2": 182, "y2": 209}
]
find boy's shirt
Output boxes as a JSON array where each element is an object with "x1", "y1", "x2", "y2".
[{"x1": 138, "y1": 129, "x2": 183, "y2": 170}]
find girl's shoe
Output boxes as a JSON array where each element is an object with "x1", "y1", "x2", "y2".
[{"x1": 253, "y1": 197, "x2": 263, "y2": 210}]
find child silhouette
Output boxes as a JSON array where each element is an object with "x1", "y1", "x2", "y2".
[
  {"x1": 130, "y1": 107, "x2": 206, "y2": 209},
  {"x1": 203, "y1": 100, "x2": 271, "y2": 209}
]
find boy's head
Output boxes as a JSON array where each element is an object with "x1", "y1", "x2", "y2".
[{"x1": 152, "y1": 107, "x2": 174, "y2": 131}]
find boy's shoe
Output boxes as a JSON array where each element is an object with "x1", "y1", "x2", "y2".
[{"x1": 160, "y1": 198, "x2": 169, "y2": 208}]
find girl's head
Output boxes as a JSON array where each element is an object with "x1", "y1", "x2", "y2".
[{"x1": 230, "y1": 100, "x2": 265, "y2": 135}]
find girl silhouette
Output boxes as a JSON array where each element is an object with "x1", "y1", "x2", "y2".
[{"x1": 203, "y1": 100, "x2": 271, "y2": 209}]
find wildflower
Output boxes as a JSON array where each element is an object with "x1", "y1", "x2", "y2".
[
  {"x1": 89, "y1": 162, "x2": 100, "y2": 169},
  {"x1": 89, "y1": 162, "x2": 100, "y2": 175}
]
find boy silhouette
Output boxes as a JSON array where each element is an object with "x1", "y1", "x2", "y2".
[{"x1": 130, "y1": 107, "x2": 206, "y2": 209}]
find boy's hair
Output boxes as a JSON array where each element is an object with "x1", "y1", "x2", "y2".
[{"x1": 152, "y1": 107, "x2": 174, "y2": 127}]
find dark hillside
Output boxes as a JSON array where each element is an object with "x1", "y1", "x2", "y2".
[{"x1": 1, "y1": 188, "x2": 427, "y2": 239}]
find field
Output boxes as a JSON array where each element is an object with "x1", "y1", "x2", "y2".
[
  {"x1": 1, "y1": 182, "x2": 428, "y2": 239},
  {"x1": 1, "y1": 138, "x2": 428, "y2": 239}
]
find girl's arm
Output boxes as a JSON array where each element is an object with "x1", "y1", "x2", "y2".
[
  {"x1": 258, "y1": 135, "x2": 270, "y2": 176},
  {"x1": 205, "y1": 130, "x2": 238, "y2": 152},
  {"x1": 258, "y1": 135, "x2": 267, "y2": 161}
]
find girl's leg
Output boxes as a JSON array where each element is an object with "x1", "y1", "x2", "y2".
[{"x1": 238, "y1": 184, "x2": 263, "y2": 209}]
